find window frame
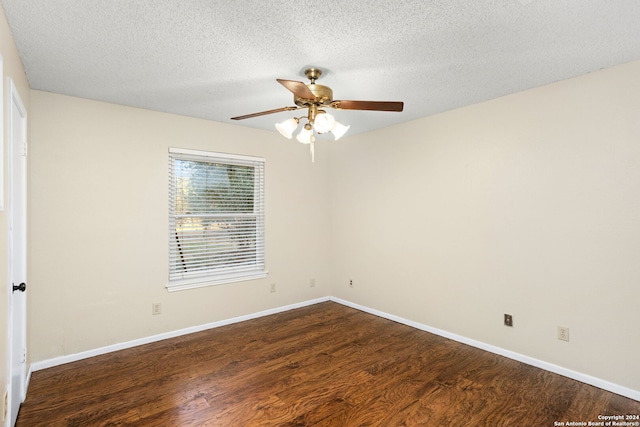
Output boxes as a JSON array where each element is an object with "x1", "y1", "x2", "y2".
[{"x1": 168, "y1": 147, "x2": 266, "y2": 291}]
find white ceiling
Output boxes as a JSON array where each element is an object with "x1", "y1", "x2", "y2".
[{"x1": 2, "y1": 0, "x2": 640, "y2": 136}]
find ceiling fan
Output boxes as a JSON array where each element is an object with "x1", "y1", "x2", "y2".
[{"x1": 231, "y1": 68, "x2": 404, "y2": 161}]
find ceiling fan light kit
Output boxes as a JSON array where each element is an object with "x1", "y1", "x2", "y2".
[{"x1": 231, "y1": 67, "x2": 404, "y2": 162}]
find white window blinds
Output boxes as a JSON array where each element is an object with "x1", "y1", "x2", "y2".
[{"x1": 168, "y1": 148, "x2": 266, "y2": 291}]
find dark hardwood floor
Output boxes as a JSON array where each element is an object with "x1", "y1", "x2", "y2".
[{"x1": 16, "y1": 301, "x2": 640, "y2": 426}]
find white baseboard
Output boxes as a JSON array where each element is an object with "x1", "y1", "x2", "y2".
[
  {"x1": 330, "y1": 296, "x2": 640, "y2": 402},
  {"x1": 30, "y1": 295, "x2": 639, "y2": 402},
  {"x1": 30, "y1": 297, "x2": 330, "y2": 372}
]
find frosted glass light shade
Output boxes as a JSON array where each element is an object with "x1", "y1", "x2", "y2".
[
  {"x1": 331, "y1": 121, "x2": 350, "y2": 140},
  {"x1": 313, "y1": 113, "x2": 336, "y2": 134},
  {"x1": 275, "y1": 118, "x2": 299, "y2": 139},
  {"x1": 296, "y1": 126, "x2": 313, "y2": 144}
]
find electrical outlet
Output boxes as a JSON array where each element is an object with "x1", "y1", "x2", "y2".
[
  {"x1": 152, "y1": 303, "x2": 161, "y2": 315},
  {"x1": 310, "y1": 278, "x2": 316, "y2": 288},
  {"x1": 349, "y1": 279, "x2": 353, "y2": 288},
  {"x1": 504, "y1": 314, "x2": 513, "y2": 327},
  {"x1": 270, "y1": 283, "x2": 276, "y2": 293},
  {"x1": 558, "y1": 326, "x2": 570, "y2": 342},
  {"x1": 4, "y1": 390, "x2": 8, "y2": 421}
]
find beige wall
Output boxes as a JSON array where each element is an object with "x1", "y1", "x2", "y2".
[
  {"x1": 29, "y1": 91, "x2": 331, "y2": 361},
  {"x1": 329, "y1": 60, "x2": 640, "y2": 391},
  {"x1": 1, "y1": 5, "x2": 30, "y2": 421}
]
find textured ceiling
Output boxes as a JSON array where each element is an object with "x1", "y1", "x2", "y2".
[{"x1": 2, "y1": 0, "x2": 640, "y2": 136}]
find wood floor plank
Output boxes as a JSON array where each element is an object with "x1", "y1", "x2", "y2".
[{"x1": 16, "y1": 301, "x2": 640, "y2": 426}]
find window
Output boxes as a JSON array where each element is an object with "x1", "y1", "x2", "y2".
[{"x1": 168, "y1": 148, "x2": 266, "y2": 291}]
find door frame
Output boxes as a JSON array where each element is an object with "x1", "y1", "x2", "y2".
[{"x1": 6, "y1": 77, "x2": 28, "y2": 427}]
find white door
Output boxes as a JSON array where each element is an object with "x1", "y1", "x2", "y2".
[{"x1": 7, "y1": 79, "x2": 28, "y2": 427}]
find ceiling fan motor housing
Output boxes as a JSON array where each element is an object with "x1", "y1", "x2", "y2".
[
  {"x1": 294, "y1": 67, "x2": 333, "y2": 107},
  {"x1": 295, "y1": 84, "x2": 333, "y2": 107}
]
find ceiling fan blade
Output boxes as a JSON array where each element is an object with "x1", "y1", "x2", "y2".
[
  {"x1": 332, "y1": 100, "x2": 404, "y2": 112},
  {"x1": 277, "y1": 79, "x2": 316, "y2": 99},
  {"x1": 231, "y1": 106, "x2": 299, "y2": 120}
]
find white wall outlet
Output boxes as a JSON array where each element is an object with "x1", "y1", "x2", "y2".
[
  {"x1": 270, "y1": 283, "x2": 276, "y2": 293},
  {"x1": 558, "y1": 326, "x2": 570, "y2": 342},
  {"x1": 310, "y1": 278, "x2": 316, "y2": 288},
  {"x1": 349, "y1": 279, "x2": 354, "y2": 288},
  {"x1": 152, "y1": 303, "x2": 161, "y2": 315}
]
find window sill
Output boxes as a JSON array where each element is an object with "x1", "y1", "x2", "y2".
[{"x1": 167, "y1": 271, "x2": 268, "y2": 292}]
